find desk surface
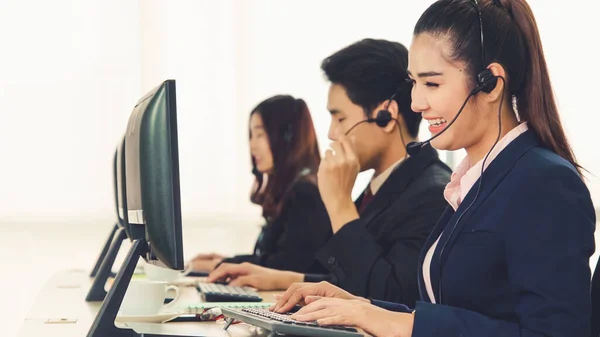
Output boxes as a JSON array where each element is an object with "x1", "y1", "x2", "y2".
[{"x1": 18, "y1": 269, "x2": 278, "y2": 337}]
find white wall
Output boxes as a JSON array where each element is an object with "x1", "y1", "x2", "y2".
[
  {"x1": 0, "y1": 0, "x2": 141, "y2": 223},
  {"x1": 138, "y1": 0, "x2": 257, "y2": 220},
  {"x1": 0, "y1": 0, "x2": 598, "y2": 226}
]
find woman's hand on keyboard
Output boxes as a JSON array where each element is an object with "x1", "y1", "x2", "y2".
[
  {"x1": 207, "y1": 262, "x2": 303, "y2": 290},
  {"x1": 291, "y1": 297, "x2": 414, "y2": 337},
  {"x1": 272, "y1": 281, "x2": 369, "y2": 314}
]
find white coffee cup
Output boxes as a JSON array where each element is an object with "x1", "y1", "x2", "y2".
[
  {"x1": 144, "y1": 263, "x2": 192, "y2": 283},
  {"x1": 120, "y1": 280, "x2": 181, "y2": 316}
]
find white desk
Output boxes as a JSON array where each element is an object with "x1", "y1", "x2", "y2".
[{"x1": 18, "y1": 269, "x2": 276, "y2": 337}]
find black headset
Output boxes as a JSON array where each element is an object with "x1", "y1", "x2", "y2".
[
  {"x1": 283, "y1": 123, "x2": 293, "y2": 143},
  {"x1": 434, "y1": 0, "x2": 506, "y2": 305},
  {"x1": 343, "y1": 93, "x2": 396, "y2": 135},
  {"x1": 471, "y1": 0, "x2": 498, "y2": 96},
  {"x1": 343, "y1": 91, "x2": 407, "y2": 147},
  {"x1": 282, "y1": 99, "x2": 306, "y2": 144},
  {"x1": 369, "y1": 100, "x2": 395, "y2": 128}
]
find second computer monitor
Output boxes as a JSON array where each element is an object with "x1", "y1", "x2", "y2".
[{"x1": 116, "y1": 136, "x2": 132, "y2": 240}]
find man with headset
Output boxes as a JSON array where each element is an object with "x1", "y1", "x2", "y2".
[{"x1": 208, "y1": 39, "x2": 451, "y2": 306}]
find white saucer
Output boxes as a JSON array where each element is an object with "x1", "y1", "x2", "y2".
[
  {"x1": 115, "y1": 312, "x2": 181, "y2": 323},
  {"x1": 136, "y1": 276, "x2": 204, "y2": 287}
]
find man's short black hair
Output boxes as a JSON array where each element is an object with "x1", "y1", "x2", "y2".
[{"x1": 321, "y1": 38, "x2": 420, "y2": 138}]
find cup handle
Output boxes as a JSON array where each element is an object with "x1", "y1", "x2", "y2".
[{"x1": 161, "y1": 285, "x2": 181, "y2": 313}]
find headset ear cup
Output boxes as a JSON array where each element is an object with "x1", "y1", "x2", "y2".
[
  {"x1": 477, "y1": 69, "x2": 498, "y2": 93},
  {"x1": 375, "y1": 110, "x2": 392, "y2": 127},
  {"x1": 283, "y1": 124, "x2": 293, "y2": 143}
]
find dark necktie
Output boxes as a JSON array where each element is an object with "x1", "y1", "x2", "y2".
[{"x1": 358, "y1": 186, "x2": 374, "y2": 214}]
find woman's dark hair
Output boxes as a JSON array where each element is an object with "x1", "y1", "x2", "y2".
[
  {"x1": 249, "y1": 95, "x2": 321, "y2": 220},
  {"x1": 414, "y1": 0, "x2": 580, "y2": 174}
]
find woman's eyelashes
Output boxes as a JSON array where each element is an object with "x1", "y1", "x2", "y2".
[{"x1": 408, "y1": 79, "x2": 439, "y2": 88}]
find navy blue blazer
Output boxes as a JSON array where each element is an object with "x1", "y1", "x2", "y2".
[{"x1": 373, "y1": 130, "x2": 596, "y2": 337}]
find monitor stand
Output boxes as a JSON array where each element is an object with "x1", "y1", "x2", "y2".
[
  {"x1": 86, "y1": 227, "x2": 127, "y2": 302},
  {"x1": 87, "y1": 238, "x2": 145, "y2": 337},
  {"x1": 86, "y1": 238, "x2": 186, "y2": 337},
  {"x1": 90, "y1": 223, "x2": 119, "y2": 277}
]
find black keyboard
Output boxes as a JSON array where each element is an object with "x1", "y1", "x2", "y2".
[
  {"x1": 221, "y1": 307, "x2": 362, "y2": 337},
  {"x1": 186, "y1": 270, "x2": 209, "y2": 277},
  {"x1": 196, "y1": 283, "x2": 262, "y2": 302}
]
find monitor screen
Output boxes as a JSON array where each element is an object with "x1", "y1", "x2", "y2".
[{"x1": 124, "y1": 79, "x2": 183, "y2": 270}]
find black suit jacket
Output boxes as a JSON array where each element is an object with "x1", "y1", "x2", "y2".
[
  {"x1": 221, "y1": 176, "x2": 331, "y2": 274},
  {"x1": 305, "y1": 145, "x2": 451, "y2": 306}
]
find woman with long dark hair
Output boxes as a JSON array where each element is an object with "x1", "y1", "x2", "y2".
[
  {"x1": 190, "y1": 95, "x2": 332, "y2": 275},
  {"x1": 269, "y1": 1, "x2": 596, "y2": 336}
]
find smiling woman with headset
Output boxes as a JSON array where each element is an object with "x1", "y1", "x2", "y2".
[
  {"x1": 189, "y1": 95, "x2": 332, "y2": 274},
  {"x1": 267, "y1": 1, "x2": 596, "y2": 336}
]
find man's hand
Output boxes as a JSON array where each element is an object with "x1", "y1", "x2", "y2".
[
  {"x1": 207, "y1": 262, "x2": 303, "y2": 290},
  {"x1": 191, "y1": 253, "x2": 225, "y2": 261},
  {"x1": 189, "y1": 257, "x2": 223, "y2": 272},
  {"x1": 271, "y1": 281, "x2": 368, "y2": 313},
  {"x1": 318, "y1": 135, "x2": 361, "y2": 232}
]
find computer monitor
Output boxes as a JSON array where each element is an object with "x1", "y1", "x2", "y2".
[
  {"x1": 86, "y1": 136, "x2": 133, "y2": 302},
  {"x1": 124, "y1": 79, "x2": 183, "y2": 270},
  {"x1": 89, "y1": 149, "x2": 121, "y2": 278},
  {"x1": 113, "y1": 149, "x2": 119, "y2": 222},
  {"x1": 116, "y1": 136, "x2": 132, "y2": 240},
  {"x1": 88, "y1": 79, "x2": 184, "y2": 337}
]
